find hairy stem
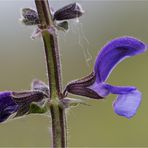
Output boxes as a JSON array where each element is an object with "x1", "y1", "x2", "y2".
[{"x1": 35, "y1": 0, "x2": 67, "y2": 147}]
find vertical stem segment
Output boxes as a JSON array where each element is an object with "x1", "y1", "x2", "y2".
[{"x1": 35, "y1": 0, "x2": 67, "y2": 147}]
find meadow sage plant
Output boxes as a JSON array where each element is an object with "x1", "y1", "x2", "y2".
[{"x1": 0, "y1": 1, "x2": 147, "y2": 147}]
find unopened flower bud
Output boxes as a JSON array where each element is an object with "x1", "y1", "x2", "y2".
[{"x1": 53, "y1": 3, "x2": 84, "y2": 21}]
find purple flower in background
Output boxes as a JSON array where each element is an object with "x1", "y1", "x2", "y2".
[
  {"x1": 0, "y1": 92, "x2": 18, "y2": 122},
  {"x1": 66, "y1": 36, "x2": 147, "y2": 119}
]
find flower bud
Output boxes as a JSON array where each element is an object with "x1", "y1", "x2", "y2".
[
  {"x1": 20, "y1": 8, "x2": 40, "y2": 25},
  {"x1": 54, "y1": 3, "x2": 84, "y2": 21}
]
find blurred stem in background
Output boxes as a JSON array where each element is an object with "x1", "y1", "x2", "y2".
[{"x1": 35, "y1": 0, "x2": 67, "y2": 147}]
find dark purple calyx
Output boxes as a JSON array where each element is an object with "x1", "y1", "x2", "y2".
[
  {"x1": 65, "y1": 72, "x2": 103, "y2": 99},
  {"x1": 53, "y1": 3, "x2": 84, "y2": 21},
  {"x1": 12, "y1": 90, "x2": 48, "y2": 117}
]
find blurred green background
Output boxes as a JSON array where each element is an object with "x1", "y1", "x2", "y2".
[{"x1": 0, "y1": 0, "x2": 148, "y2": 147}]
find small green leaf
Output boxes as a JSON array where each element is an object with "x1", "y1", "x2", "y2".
[
  {"x1": 56, "y1": 21, "x2": 69, "y2": 31},
  {"x1": 62, "y1": 97, "x2": 90, "y2": 108},
  {"x1": 29, "y1": 102, "x2": 47, "y2": 114}
]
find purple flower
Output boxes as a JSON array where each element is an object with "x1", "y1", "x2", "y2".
[
  {"x1": 0, "y1": 92, "x2": 18, "y2": 122},
  {"x1": 65, "y1": 36, "x2": 147, "y2": 119},
  {"x1": 0, "y1": 80, "x2": 49, "y2": 122}
]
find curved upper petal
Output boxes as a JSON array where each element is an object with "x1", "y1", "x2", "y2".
[
  {"x1": 113, "y1": 89, "x2": 141, "y2": 119},
  {"x1": 0, "y1": 92, "x2": 18, "y2": 122},
  {"x1": 94, "y1": 36, "x2": 147, "y2": 83}
]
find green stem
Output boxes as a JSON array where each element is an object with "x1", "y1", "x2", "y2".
[{"x1": 35, "y1": 0, "x2": 67, "y2": 147}]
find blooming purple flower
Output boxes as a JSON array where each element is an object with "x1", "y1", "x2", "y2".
[
  {"x1": 0, "y1": 92, "x2": 18, "y2": 122},
  {"x1": 0, "y1": 80, "x2": 49, "y2": 122},
  {"x1": 65, "y1": 36, "x2": 147, "y2": 119}
]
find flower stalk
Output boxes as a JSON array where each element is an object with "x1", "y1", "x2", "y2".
[{"x1": 35, "y1": 0, "x2": 67, "y2": 147}]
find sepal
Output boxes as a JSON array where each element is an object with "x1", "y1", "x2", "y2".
[
  {"x1": 29, "y1": 102, "x2": 48, "y2": 114},
  {"x1": 31, "y1": 28, "x2": 42, "y2": 39},
  {"x1": 12, "y1": 90, "x2": 48, "y2": 117},
  {"x1": 31, "y1": 79, "x2": 49, "y2": 96},
  {"x1": 55, "y1": 21, "x2": 69, "y2": 31},
  {"x1": 65, "y1": 72, "x2": 103, "y2": 99},
  {"x1": 62, "y1": 97, "x2": 89, "y2": 108}
]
